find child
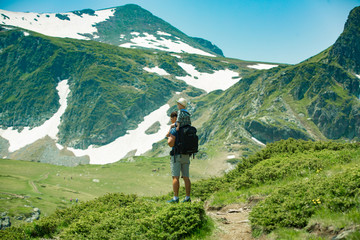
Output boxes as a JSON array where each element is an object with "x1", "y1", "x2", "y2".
[{"x1": 175, "y1": 98, "x2": 191, "y2": 131}]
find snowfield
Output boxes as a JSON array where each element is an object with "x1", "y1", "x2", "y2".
[
  {"x1": 176, "y1": 62, "x2": 241, "y2": 92},
  {"x1": 251, "y1": 137, "x2": 266, "y2": 146},
  {"x1": 68, "y1": 104, "x2": 171, "y2": 164},
  {"x1": 247, "y1": 63, "x2": 278, "y2": 70},
  {"x1": 0, "y1": 79, "x2": 172, "y2": 164},
  {"x1": 0, "y1": 9, "x2": 216, "y2": 57},
  {"x1": 143, "y1": 66, "x2": 169, "y2": 76},
  {"x1": 0, "y1": 80, "x2": 70, "y2": 152},
  {"x1": 120, "y1": 32, "x2": 215, "y2": 57},
  {"x1": 0, "y1": 8, "x2": 115, "y2": 39}
]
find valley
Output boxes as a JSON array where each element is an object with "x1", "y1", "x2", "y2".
[{"x1": 0, "y1": 3, "x2": 360, "y2": 239}]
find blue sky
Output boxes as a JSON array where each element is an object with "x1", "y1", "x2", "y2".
[{"x1": 1, "y1": 0, "x2": 359, "y2": 64}]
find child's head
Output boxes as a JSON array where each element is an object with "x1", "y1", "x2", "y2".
[
  {"x1": 170, "y1": 111, "x2": 177, "y2": 124},
  {"x1": 177, "y1": 98, "x2": 187, "y2": 109}
]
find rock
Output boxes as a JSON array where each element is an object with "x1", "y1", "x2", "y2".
[
  {"x1": 145, "y1": 121, "x2": 161, "y2": 135},
  {"x1": 0, "y1": 216, "x2": 11, "y2": 230},
  {"x1": 244, "y1": 119, "x2": 311, "y2": 144},
  {"x1": 228, "y1": 209, "x2": 242, "y2": 213},
  {"x1": 24, "y1": 208, "x2": 41, "y2": 222},
  {"x1": 333, "y1": 230, "x2": 355, "y2": 239}
]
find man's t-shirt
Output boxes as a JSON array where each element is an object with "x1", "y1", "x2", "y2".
[{"x1": 170, "y1": 127, "x2": 178, "y2": 152}]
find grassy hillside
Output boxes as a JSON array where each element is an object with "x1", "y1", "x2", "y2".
[
  {"x1": 0, "y1": 151, "x2": 229, "y2": 228},
  {"x1": 1, "y1": 139, "x2": 359, "y2": 239}
]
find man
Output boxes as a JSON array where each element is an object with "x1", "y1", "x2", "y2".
[{"x1": 167, "y1": 111, "x2": 191, "y2": 203}]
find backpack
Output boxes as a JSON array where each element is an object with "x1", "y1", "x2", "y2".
[{"x1": 176, "y1": 125, "x2": 199, "y2": 155}]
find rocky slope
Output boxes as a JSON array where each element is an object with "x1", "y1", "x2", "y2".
[
  {"x1": 0, "y1": 24, "x2": 267, "y2": 164},
  {"x1": 190, "y1": 6, "x2": 360, "y2": 147}
]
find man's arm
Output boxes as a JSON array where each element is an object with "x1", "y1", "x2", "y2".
[{"x1": 168, "y1": 134, "x2": 176, "y2": 147}]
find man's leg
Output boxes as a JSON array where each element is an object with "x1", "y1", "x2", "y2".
[
  {"x1": 180, "y1": 154, "x2": 191, "y2": 202},
  {"x1": 172, "y1": 176, "x2": 180, "y2": 197},
  {"x1": 168, "y1": 155, "x2": 181, "y2": 203},
  {"x1": 183, "y1": 177, "x2": 191, "y2": 197}
]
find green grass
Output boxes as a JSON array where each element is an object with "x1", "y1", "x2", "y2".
[
  {"x1": 0, "y1": 153, "x2": 222, "y2": 227},
  {"x1": 0, "y1": 157, "x2": 170, "y2": 226},
  {"x1": 2, "y1": 139, "x2": 360, "y2": 239},
  {"x1": 198, "y1": 139, "x2": 360, "y2": 239}
]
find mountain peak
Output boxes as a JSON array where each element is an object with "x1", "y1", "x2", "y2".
[
  {"x1": 0, "y1": 4, "x2": 222, "y2": 57},
  {"x1": 329, "y1": 6, "x2": 360, "y2": 73}
]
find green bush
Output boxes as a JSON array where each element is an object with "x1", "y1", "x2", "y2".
[
  {"x1": 250, "y1": 167, "x2": 360, "y2": 232},
  {"x1": 0, "y1": 193, "x2": 206, "y2": 239}
]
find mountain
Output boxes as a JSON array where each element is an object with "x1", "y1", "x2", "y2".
[
  {"x1": 328, "y1": 6, "x2": 360, "y2": 73},
  {"x1": 0, "y1": 20, "x2": 277, "y2": 165},
  {"x1": 190, "y1": 6, "x2": 360, "y2": 152},
  {"x1": 0, "y1": 4, "x2": 223, "y2": 57},
  {"x1": 1, "y1": 4, "x2": 359, "y2": 167}
]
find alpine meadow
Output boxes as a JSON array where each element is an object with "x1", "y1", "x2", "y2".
[{"x1": 0, "y1": 3, "x2": 360, "y2": 239}]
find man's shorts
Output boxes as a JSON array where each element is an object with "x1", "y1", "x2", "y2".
[{"x1": 170, "y1": 154, "x2": 190, "y2": 178}]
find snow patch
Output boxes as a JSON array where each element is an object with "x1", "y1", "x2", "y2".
[
  {"x1": 251, "y1": 137, "x2": 266, "y2": 146},
  {"x1": 176, "y1": 62, "x2": 240, "y2": 92},
  {"x1": 2, "y1": 26, "x2": 14, "y2": 30},
  {"x1": 0, "y1": 80, "x2": 70, "y2": 152},
  {"x1": 157, "y1": 31, "x2": 171, "y2": 36},
  {"x1": 67, "y1": 104, "x2": 171, "y2": 164},
  {"x1": 175, "y1": 92, "x2": 181, "y2": 95},
  {"x1": 171, "y1": 54, "x2": 181, "y2": 58},
  {"x1": 56, "y1": 143, "x2": 64, "y2": 150},
  {"x1": 0, "y1": 8, "x2": 115, "y2": 40},
  {"x1": 120, "y1": 32, "x2": 215, "y2": 57},
  {"x1": 23, "y1": 31, "x2": 29, "y2": 36},
  {"x1": 247, "y1": 63, "x2": 278, "y2": 70},
  {"x1": 143, "y1": 66, "x2": 169, "y2": 76}
]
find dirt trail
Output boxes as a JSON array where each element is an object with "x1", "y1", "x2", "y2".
[
  {"x1": 29, "y1": 180, "x2": 41, "y2": 194},
  {"x1": 206, "y1": 203, "x2": 254, "y2": 240}
]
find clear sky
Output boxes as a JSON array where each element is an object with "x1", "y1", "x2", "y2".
[{"x1": 1, "y1": 0, "x2": 359, "y2": 64}]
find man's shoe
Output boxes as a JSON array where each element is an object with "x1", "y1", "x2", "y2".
[
  {"x1": 167, "y1": 198, "x2": 179, "y2": 203},
  {"x1": 182, "y1": 198, "x2": 191, "y2": 203}
]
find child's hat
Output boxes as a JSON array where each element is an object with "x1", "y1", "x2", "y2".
[{"x1": 177, "y1": 98, "x2": 187, "y2": 107}]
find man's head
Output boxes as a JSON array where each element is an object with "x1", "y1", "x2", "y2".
[
  {"x1": 170, "y1": 111, "x2": 177, "y2": 124},
  {"x1": 177, "y1": 98, "x2": 187, "y2": 109}
]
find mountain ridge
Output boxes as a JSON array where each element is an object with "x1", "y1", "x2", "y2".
[
  {"x1": 0, "y1": 25, "x2": 276, "y2": 164},
  {"x1": 190, "y1": 6, "x2": 360, "y2": 150},
  {"x1": 1, "y1": 5, "x2": 360, "y2": 167},
  {"x1": 0, "y1": 4, "x2": 223, "y2": 57}
]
